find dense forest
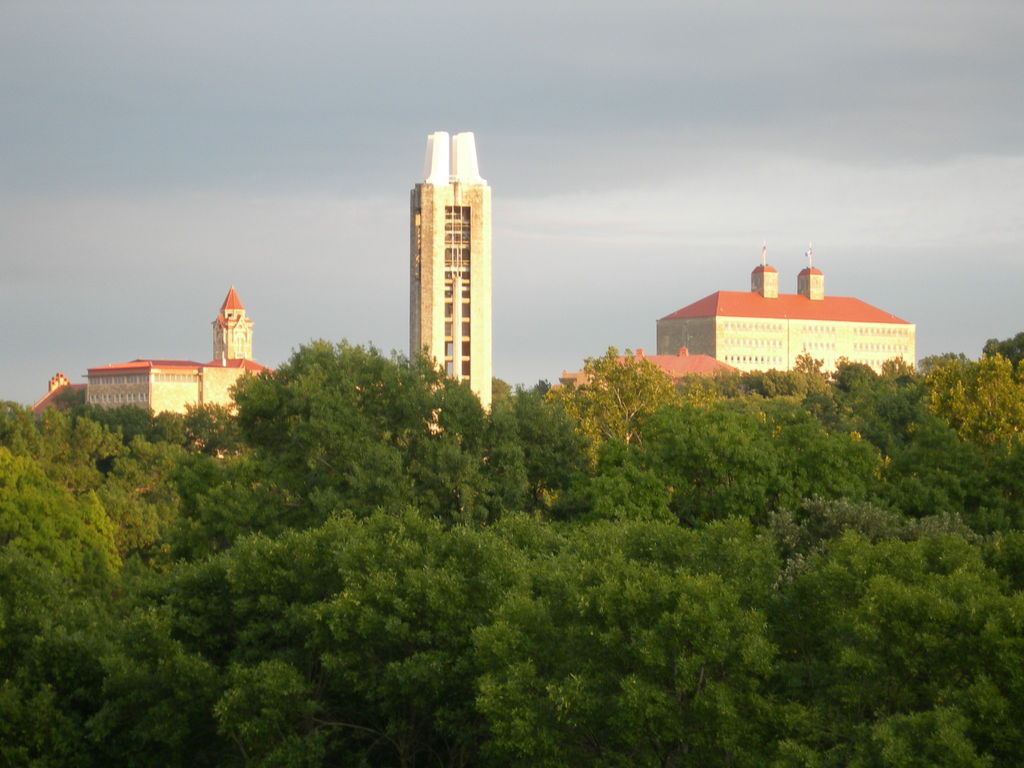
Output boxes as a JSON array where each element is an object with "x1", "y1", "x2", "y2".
[{"x1": 4, "y1": 333, "x2": 1024, "y2": 767}]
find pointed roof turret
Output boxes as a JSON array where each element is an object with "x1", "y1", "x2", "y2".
[{"x1": 221, "y1": 286, "x2": 245, "y2": 312}]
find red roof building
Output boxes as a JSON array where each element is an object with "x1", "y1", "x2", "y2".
[
  {"x1": 560, "y1": 347, "x2": 736, "y2": 387},
  {"x1": 657, "y1": 259, "x2": 916, "y2": 373},
  {"x1": 82, "y1": 288, "x2": 268, "y2": 414}
]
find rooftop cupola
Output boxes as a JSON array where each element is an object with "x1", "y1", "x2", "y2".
[
  {"x1": 751, "y1": 242, "x2": 778, "y2": 298},
  {"x1": 797, "y1": 244, "x2": 824, "y2": 300}
]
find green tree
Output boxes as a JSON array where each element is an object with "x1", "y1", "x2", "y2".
[
  {"x1": 918, "y1": 352, "x2": 971, "y2": 375},
  {"x1": 548, "y1": 347, "x2": 681, "y2": 451},
  {"x1": 0, "y1": 550, "x2": 109, "y2": 767},
  {"x1": 168, "y1": 451, "x2": 291, "y2": 561},
  {"x1": 0, "y1": 407, "x2": 122, "y2": 496},
  {"x1": 159, "y1": 511, "x2": 522, "y2": 767},
  {"x1": 927, "y1": 354, "x2": 1024, "y2": 447},
  {"x1": 183, "y1": 404, "x2": 243, "y2": 456},
  {"x1": 771, "y1": 533, "x2": 1024, "y2": 765},
  {"x1": 0, "y1": 447, "x2": 120, "y2": 582},
  {"x1": 558, "y1": 439, "x2": 673, "y2": 523},
  {"x1": 637, "y1": 404, "x2": 778, "y2": 524},
  {"x1": 475, "y1": 520, "x2": 780, "y2": 766},
  {"x1": 232, "y1": 340, "x2": 495, "y2": 525},
  {"x1": 983, "y1": 330, "x2": 1024, "y2": 367},
  {"x1": 88, "y1": 606, "x2": 227, "y2": 767},
  {"x1": 490, "y1": 387, "x2": 589, "y2": 518},
  {"x1": 95, "y1": 437, "x2": 184, "y2": 563}
]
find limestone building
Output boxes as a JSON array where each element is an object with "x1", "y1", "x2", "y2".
[
  {"x1": 657, "y1": 256, "x2": 915, "y2": 373},
  {"x1": 410, "y1": 131, "x2": 493, "y2": 410},
  {"x1": 84, "y1": 287, "x2": 267, "y2": 413}
]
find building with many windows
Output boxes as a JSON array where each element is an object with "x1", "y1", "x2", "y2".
[
  {"x1": 656, "y1": 258, "x2": 915, "y2": 373},
  {"x1": 83, "y1": 287, "x2": 267, "y2": 413},
  {"x1": 410, "y1": 131, "x2": 493, "y2": 409}
]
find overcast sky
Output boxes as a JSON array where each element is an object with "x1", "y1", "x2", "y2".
[{"x1": 3, "y1": 0, "x2": 1023, "y2": 405}]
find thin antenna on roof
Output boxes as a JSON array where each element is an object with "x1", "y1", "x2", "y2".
[
  {"x1": 806, "y1": 242, "x2": 814, "y2": 269},
  {"x1": 761, "y1": 240, "x2": 767, "y2": 267}
]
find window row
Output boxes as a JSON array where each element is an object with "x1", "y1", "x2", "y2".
[
  {"x1": 725, "y1": 338, "x2": 784, "y2": 348},
  {"x1": 90, "y1": 374, "x2": 147, "y2": 385},
  {"x1": 89, "y1": 391, "x2": 149, "y2": 404},
  {"x1": 853, "y1": 343, "x2": 907, "y2": 353},
  {"x1": 723, "y1": 321, "x2": 785, "y2": 332},
  {"x1": 723, "y1": 355, "x2": 783, "y2": 366},
  {"x1": 856, "y1": 326, "x2": 911, "y2": 336}
]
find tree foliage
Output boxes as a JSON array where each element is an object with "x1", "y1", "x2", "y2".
[
  {"x1": 547, "y1": 347, "x2": 680, "y2": 450},
  {"x1": 927, "y1": 354, "x2": 1024, "y2": 448},
  {"x1": 983, "y1": 331, "x2": 1024, "y2": 367},
  {"x1": 6, "y1": 333, "x2": 1024, "y2": 764}
]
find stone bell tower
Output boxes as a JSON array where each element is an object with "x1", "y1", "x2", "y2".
[
  {"x1": 212, "y1": 286, "x2": 254, "y2": 361},
  {"x1": 410, "y1": 131, "x2": 493, "y2": 409}
]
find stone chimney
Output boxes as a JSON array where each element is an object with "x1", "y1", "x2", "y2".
[{"x1": 48, "y1": 372, "x2": 70, "y2": 392}]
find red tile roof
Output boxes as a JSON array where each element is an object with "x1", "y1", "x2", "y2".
[
  {"x1": 221, "y1": 286, "x2": 245, "y2": 312},
  {"x1": 631, "y1": 348, "x2": 737, "y2": 376},
  {"x1": 560, "y1": 348, "x2": 735, "y2": 386},
  {"x1": 32, "y1": 383, "x2": 86, "y2": 414},
  {"x1": 659, "y1": 291, "x2": 911, "y2": 324},
  {"x1": 88, "y1": 359, "x2": 205, "y2": 374},
  {"x1": 203, "y1": 359, "x2": 270, "y2": 373},
  {"x1": 88, "y1": 358, "x2": 269, "y2": 375}
]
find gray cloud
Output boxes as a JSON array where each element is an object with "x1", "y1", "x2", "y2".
[{"x1": 2, "y1": 0, "x2": 1022, "y2": 402}]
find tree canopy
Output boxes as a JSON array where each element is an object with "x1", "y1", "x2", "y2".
[{"x1": 5, "y1": 338, "x2": 1024, "y2": 765}]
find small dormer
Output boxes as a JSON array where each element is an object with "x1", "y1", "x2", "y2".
[
  {"x1": 797, "y1": 267, "x2": 824, "y2": 300},
  {"x1": 751, "y1": 264, "x2": 779, "y2": 298}
]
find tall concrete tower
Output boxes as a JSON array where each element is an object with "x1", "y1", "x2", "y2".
[
  {"x1": 410, "y1": 131, "x2": 492, "y2": 409},
  {"x1": 212, "y1": 286, "x2": 254, "y2": 361}
]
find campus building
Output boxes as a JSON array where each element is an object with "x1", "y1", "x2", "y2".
[
  {"x1": 656, "y1": 257, "x2": 915, "y2": 373},
  {"x1": 83, "y1": 287, "x2": 267, "y2": 413},
  {"x1": 559, "y1": 347, "x2": 736, "y2": 387},
  {"x1": 410, "y1": 131, "x2": 493, "y2": 410}
]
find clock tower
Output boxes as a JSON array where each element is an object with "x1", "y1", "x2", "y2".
[{"x1": 212, "y1": 286, "x2": 254, "y2": 361}]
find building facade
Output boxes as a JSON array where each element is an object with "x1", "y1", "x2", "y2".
[
  {"x1": 410, "y1": 131, "x2": 493, "y2": 410},
  {"x1": 85, "y1": 288, "x2": 267, "y2": 413},
  {"x1": 657, "y1": 261, "x2": 916, "y2": 373}
]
